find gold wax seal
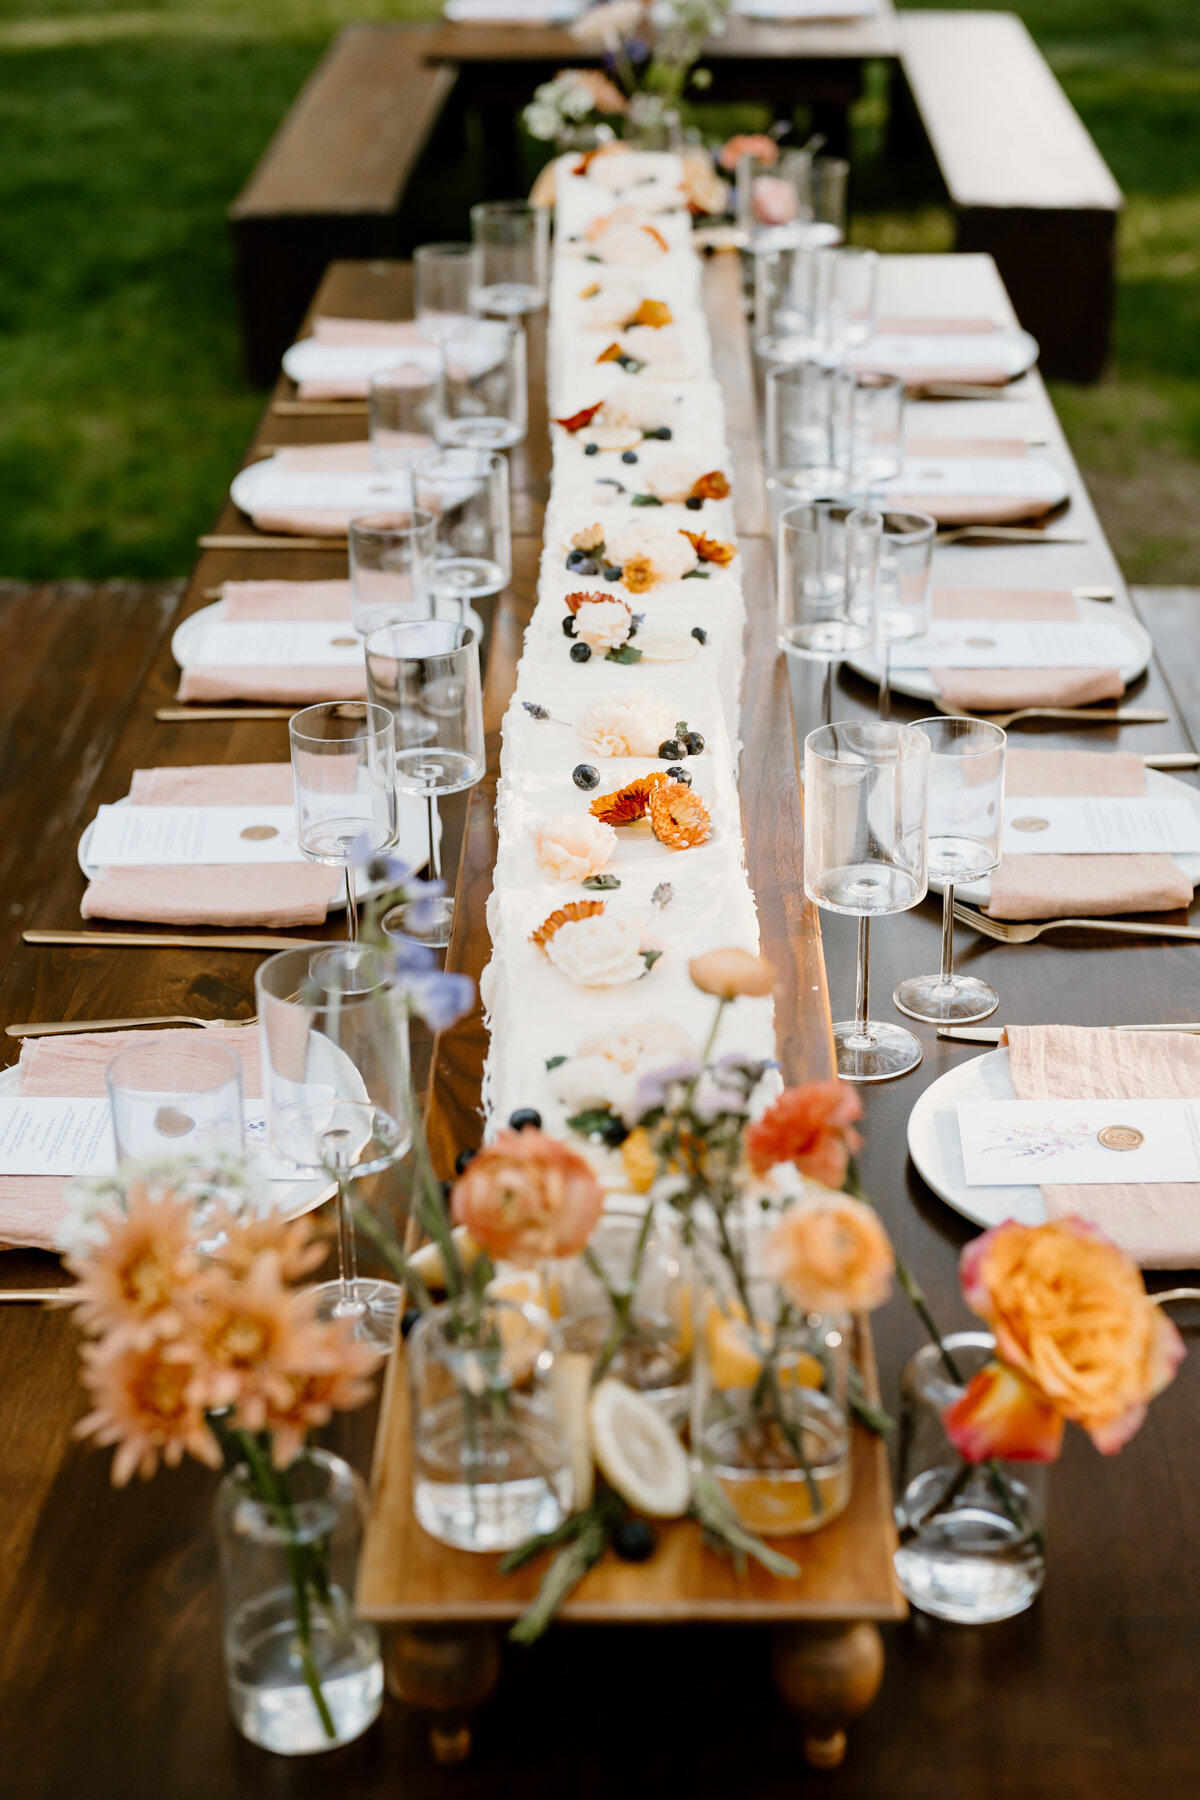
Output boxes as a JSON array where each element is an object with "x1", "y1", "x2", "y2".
[
  {"x1": 966, "y1": 636, "x2": 996, "y2": 648},
  {"x1": 240, "y1": 824, "x2": 279, "y2": 841},
  {"x1": 1097, "y1": 1125, "x2": 1144, "y2": 1152},
  {"x1": 330, "y1": 636, "x2": 358, "y2": 647},
  {"x1": 153, "y1": 1106, "x2": 195, "y2": 1138},
  {"x1": 1012, "y1": 816, "x2": 1050, "y2": 833}
]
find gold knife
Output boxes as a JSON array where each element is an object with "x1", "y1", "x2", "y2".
[
  {"x1": 198, "y1": 535, "x2": 348, "y2": 551},
  {"x1": 6, "y1": 1015, "x2": 257, "y2": 1038},
  {"x1": 24, "y1": 929, "x2": 319, "y2": 951},
  {"x1": 936, "y1": 1024, "x2": 1200, "y2": 1045},
  {"x1": 155, "y1": 707, "x2": 297, "y2": 722}
]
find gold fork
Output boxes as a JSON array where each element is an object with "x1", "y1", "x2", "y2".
[
  {"x1": 939, "y1": 705, "x2": 1168, "y2": 730},
  {"x1": 951, "y1": 900, "x2": 1200, "y2": 945},
  {"x1": 6, "y1": 1015, "x2": 257, "y2": 1039},
  {"x1": 935, "y1": 526, "x2": 1089, "y2": 546}
]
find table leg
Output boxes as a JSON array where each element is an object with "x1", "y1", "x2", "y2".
[
  {"x1": 384, "y1": 1623, "x2": 501, "y2": 1763},
  {"x1": 769, "y1": 1621, "x2": 885, "y2": 1770}
]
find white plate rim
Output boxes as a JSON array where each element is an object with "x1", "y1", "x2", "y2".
[
  {"x1": 853, "y1": 323, "x2": 1039, "y2": 383},
  {"x1": 281, "y1": 338, "x2": 441, "y2": 384},
  {"x1": 171, "y1": 598, "x2": 488, "y2": 671},
  {"x1": 229, "y1": 455, "x2": 412, "y2": 523},
  {"x1": 906, "y1": 1046, "x2": 1046, "y2": 1230}
]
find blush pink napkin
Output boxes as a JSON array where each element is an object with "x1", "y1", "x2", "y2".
[
  {"x1": 0, "y1": 1026, "x2": 262, "y2": 1252},
  {"x1": 987, "y1": 750, "x2": 1193, "y2": 921},
  {"x1": 929, "y1": 586, "x2": 1124, "y2": 711},
  {"x1": 176, "y1": 580, "x2": 365, "y2": 705},
  {"x1": 888, "y1": 436, "x2": 1058, "y2": 527},
  {"x1": 80, "y1": 764, "x2": 340, "y2": 927},
  {"x1": 239, "y1": 441, "x2": 381, "y2": 538},
  {"x1": 295, "y1": 316, "x2": 431, "y2": 400},
  {"x1": 856, "y1": 318, "x2": 1015, "y2": 388},
  {"x1": 1006, "y1": 1024, "x2": 1200, "y2": 1268}
]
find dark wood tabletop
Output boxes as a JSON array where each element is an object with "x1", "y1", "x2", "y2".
[{"x1": 1, "y1": 251, "x2": 1198, "y2": 1800}]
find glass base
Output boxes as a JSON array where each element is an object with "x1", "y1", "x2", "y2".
[
  {"x1": 893, "y1": 973, "x2": 999, "y2": 1025},
  {"x1": 474, "y1": 282, "x2": 544, "y2": 316},
  {"x1": 310, "y1": 1278, "x2": 402, "y2": 1354},
  {"x1": 440, "y1": 417, "x2": 524, "y2": 450},
  {"x1": 833, "y1": 1018, "x2": 923, "y2": 1083},
  {"x1": 382, "y1": 895, "x2": 454, "y2": 950}
]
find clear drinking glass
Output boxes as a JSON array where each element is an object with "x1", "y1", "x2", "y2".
[
  {"x1": 755, "y1": 246, "x2": 822, "y2": 366},
  {"x1": 804, "y1": 719, "x2": 930, "y2": 1081},
  {"x1": 413, "y1": 446, "x2": 512, "y2": 612},
  {"x1": 844, "y1": 369, "x2": 905, "y2": 492},
  {"x1": 817, "y1": 246, "x2": 879, "y2": 359},
  {"x1": 807, "y1": 155, "x2": 849, "y2": 249},
  {"x1": 894, "y1": 718, "x2": 1006, "y2": 1024},
  {"x1": 408, "y1": 1298, "x2": 573, "y2": 1552},
  {"x1": 216, "y1": 1447, "x2": 383, "y2": 1754},
  {"x1": 363, "y1": 619, "x2": 486, "y2": 949},
  {"x1": 764, "y1": 361, "x2": 853, "y2": 520},
  {"x1": 288, "y1": 701, "x2": 398, "y2": 942},
  {"x1": 470, "y1": 200, "x2": 549, "y2": 316},
  {"x1": 438, "y1": 318, "x2": 527, "y2": 451},
  {"x1": 348, "y1": 509, "x2": 437, "y2": 637},
  {"x1": 255, "y1": 942, "x2": 411, "y2": 1353},
  {"x1": 413, "y1": 241, "x2": 483, "y2": 342},
  {"x1": 865, "y1": 509, "x2": 937, "y2": 720},
  {"x1": 777, "y1": 502, "x2": 881, "y2": 726},
  {"x1": 738, "y1": 150, "x2": 802, "y2": 252},
  {"x1": 894, "y1": 1333, "x2": 1047, "y2": 1623},
  {"x1": 106, "y1": 1037, "x2": 243, "y2": 1165},
  {"x1": 368, "y1": 361, "x2": 444, "y2": 474}
]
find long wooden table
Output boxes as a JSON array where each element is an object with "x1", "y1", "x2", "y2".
[{"x1": 1, "y1": 251, "x2": 1198, "y2": 1798}]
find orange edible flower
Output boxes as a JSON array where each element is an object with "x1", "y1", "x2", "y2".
[
  {"x1": 641, "y1": 224, "x2": 669, "y2": 253},
  {"x1": 579, "y1": 281, "x2": 601, "y2": 299},
  {"x1": 530, "y1": 899, "x2": 606, "y2": 949},
  {"x1": 681, "y1": 529, "x2": 736, "y2": 565},
  {"x1": 690, "y1": 471, "x2": 730, "y2": 502},
  {"x1": 620, "y1": 554, "x2": 657, "y2": 593},
  {"x1": 554, "y1": 402, "x2": 604, "y2": 433},
  {"x1": 944, "y1": 1360, "x2": 1065, "y2": 1465},
  {"x1": 744, "y1": 1080, "x2": 863, "y2": 1187},
  {"x1": 625, "y1": 299, "x2": 673, "y2": 329},
  {"x1": 564, "y1": 588, "x2": 607, "y2": 614},
  {"x1": 590, "y1": 772, "x2": 668, "y2": 826},
  {"x1": 649, "y1": 780, "x2": 711, "y2": 848},
  {"x1": 597, "y1": 341, "x2": 624, "y2": 363}
]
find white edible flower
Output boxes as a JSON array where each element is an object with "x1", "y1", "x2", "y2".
[
  {"x1": 595, "y1": 223, "x2": 669, "y2": 267},
  {"x1": 598, "y1": 385, "x2": 680, "y2": 432},
  {"x1": 620, "y1": 324, "x2": 684, "y2": 364},
  {"x1": 546, "y1": 1053, "x2": 636, "y2": 1115},
  {"x1": 639, "y1": 449, "x2": 709, "y2": 505},
  {"x1": 544, "y1": 912, "x2": 648, "y2": 986},
  {"x1": 576, "y1": 689, "x2": 678, "y2": 758},
  {"x1": 533, "y1": 812, "x2": 617, "y2": 882},
  {"x1": 574, "y1": 598, "x2": 632, "y2": 650},
  {"x1": 607, "y1": 519, "x2": 699, "y2": 582},
  {"x1": 578, "y1": 1017, "x2": 695, "y2": 1073}
]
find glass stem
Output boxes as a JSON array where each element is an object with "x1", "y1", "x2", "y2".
[
  {"x1": 343, "y1": 862, "x2": 358, "y2": 943},
  {"x1": 426, "y1": 791, "x2": 442, "y2": 881},
  {"x1": 336, "y1": 1175, "x2": 358, "y2": 1307},
  {"x1": 940, "y1": 882, "x2": 955, "y2": 985},
  {"x1": 854, "y1": 915, "x2": 874, "y2": 1043},
  {"x1": 878, "y1": 642, "x2": 891, "y2": 721},
  {"x1": 821, "y1": 659, "x2": 834, "y2": 727}
]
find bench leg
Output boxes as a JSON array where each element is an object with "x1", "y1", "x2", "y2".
[
  {"x1": 769, "y1": 1621, "x2": 885, "y2": 1770},
  {"x1": 383, "y1": 1623, "x2": 501, "y2": 1763}
]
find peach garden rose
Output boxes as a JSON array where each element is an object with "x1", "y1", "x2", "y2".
[
  {"x1": 450, "y1": 1127, "x2": 604, "y2": 1265},
  {"x1": 743, "y1": 1080, "x2": 864, "y2": 1189},
  {"x1": 763, "y1": 1187, "x2": 894, "y2": 1316},
  {"x1": 532, "y1": 812, "x2": 617, "y2": 882}
]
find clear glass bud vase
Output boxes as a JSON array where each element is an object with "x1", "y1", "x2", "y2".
[
  {"x1": 215, "y1": 1448, "x2": 383, "y2": 1755},
  {"x1": 625, "y1": 94, "x2": 683, "y2": 152},
  {"x1": 408, "y1": 1298, "x2": 574, "y2": 1552},
  {"x1": 552, "y1": 1207, "x2": 692, "y2": 1426},
  {"x1": 894, "y1": 1332, "x2": 1047, "y2": 1623}
]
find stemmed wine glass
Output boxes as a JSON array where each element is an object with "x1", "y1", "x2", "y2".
[
  {"x1": 894, "y1": 717, "x2": 1006, "y2": 1025},
  {"x1": 256, "y1": 943, "x2": 412, "y2": 1353},
  {"x1": 289, "y1": 701, "x2": 398, "y2": 942},
  {"x1": 777, "y1": 501, "x2": 881, "y2": 727},
  {"x1": 364, "y1": 619, "x2": 486, "y2": 949},
  {"x1": 804, "y1": 720, "x2": 931, "y2": 1081}
]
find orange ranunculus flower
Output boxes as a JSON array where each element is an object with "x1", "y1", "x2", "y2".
[
  {"x1": 957, "y1": 1218, "x2": 1185, "y2": 1456},
  {"x1": 763, "y1": 1188, "x2": 894, "y2": 1315},
  {"x1": 717, "y1": 132, "x2": 779, "y2": 173},
  {"x1": 943, "y1": 1359, "x2": 1065, "y2": 1465},
  {"x1": 688, "y1": 947, "x2": 774, "y2": 1000},
  {"x1": 680, "y1": 529, "x2": 736, "y2": 565},
  {"x1": 450, "y1": 1128, "x2": 604, "y2": 1266},
  {"x1": 743, "y1": 1080, "x2": 864, "y2": 1187},
  {"x1": 690, "y1": 470, "x2": 730, "y2": 502}
]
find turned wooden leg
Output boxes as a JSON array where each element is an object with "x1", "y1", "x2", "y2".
[
  {"x1": 384, "y1": 1624, "x2": 501, "y2": 1764},
  {"x1": 770, "y1": 1621, "x2": 885, "y2": 1770}
]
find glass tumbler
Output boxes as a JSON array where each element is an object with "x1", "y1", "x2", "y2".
[
  {"x1": 844, "y1": 369, "x2": 906, "y2": 492},
  {"x1": 470, "y1": 200, "x2": 549, "y2": 316},
  {"x1": 764, "y1": 361, "x2": 853, "y2": 523},
  {"x1": 777, "y1": 501, "x2": 881, "y2": 726},
  {"x1": 894, "y1": 718, "x2": 1006, "y2": 1024},
  {"x1": 755, "y1": 247, "x2": 823, "y2": 366},
  {"x1": 106, "y1": 1037, "x2": 244, "y2": 1166},
  {"x1": 438, "y1": 318, "x2": 527, "y2": 452},
  {"x1": 804, "y1": 719, "x2": 930, "y2": 1081},
  {"x1": 865, "y1": 509, "x2": 937, "y2": 720},
  {"x1": 413, "y1": 241, "x2": 483, "y2": 342},
  {"x1": 288, "y1": 701, "x2": 398, "y2": 941},
  {"x1": 368, "y1": 361, "x2": 444, "y2": 474},
  {"x1": 413, "y1": 446, "x2": 512, "y2": 611},
  {"x1": 894, "y1": 1333, "x2": 1047, "y2": 1624},
  {"x1": 348, "y1": 509, "x2": 437, "y2": 637},
  {"x1": 816, "y1": 246, "x2": 879, "y2": 360}
]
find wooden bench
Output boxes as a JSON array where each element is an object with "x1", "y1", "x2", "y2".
[
  {"x1": 898, "y1": 10, "x2": 1122, "y2": 382},
  {"x1": 228, "y1": 24, "x2": 457, "y2": 386}
]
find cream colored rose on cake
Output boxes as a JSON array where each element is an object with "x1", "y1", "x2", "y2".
[
  {"x1": 533, "y1": 812, "x2": 618, "y2": 882},
  {"x1": 576, "y1": 689, "x2": 678, "y2": 758},
  {"x1": 545, "y1": 1016, "x2": 696, "y2": 1113},
  {"x1": 533, "y1": 902, "x2": 653, "y2": 987},
  {"x1": 573, "y1": 597, "x2": 633, "y2": 650},
  {"x1": 606, "y1": 519, "x2": 699, "y2": 587},
  {"x1": 598, "y1": 386, "x2": 682, "y2": 434}
]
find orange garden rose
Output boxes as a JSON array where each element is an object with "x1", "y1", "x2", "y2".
[
  {"x1": 763, "y1": 1188, "x2": 894, "y2": 1315},
  {"x1": 689, "y1": 947, "x2": 775, "y2": 1000},
  {"x1": 744, "y1": 1080, "x2": 864, "y2": 1188},
  {"x1": 451, "y1": 1128, "x2": 604, "y2": 1265},
  {"x1": 718, "y1": 132, "x2": 779, "y2": 172},
  {"x1": 945, "y1": 1218, "x2": 1185, "y2": 1463}
]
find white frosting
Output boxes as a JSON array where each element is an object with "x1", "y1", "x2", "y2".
[{"x1": 479, "y1": 151, "x2": 777, "y2": 1185}]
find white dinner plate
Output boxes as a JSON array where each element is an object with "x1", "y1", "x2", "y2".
[
  {"x1": 229, "y1": 457, "x2": 411, "y2": 523},
  {"x1": 281, "y1": 339, "x2": 441, "y2": 386},
  {"x1": 77, "y1": 794, "x2": 436, "y2": 904},
  {"x1": 948, "y1": 766, "x2": 1200, "y2": 904},
  {"x1": 851, "y1": 325, "x2": 1039, "y2": 384},
  {"x1": 0, "y1": 1061, "x2": 336, "y2": 1224},
  {"x1": 845, "y1": 597, "x2": 1152, "y2": 704},
  {"x1": 906, "y1": 1047, "x2": 1046, "y2": 1229},
  {"x1": 172, "y1": 598, "x2": 487, "y2": 670}
]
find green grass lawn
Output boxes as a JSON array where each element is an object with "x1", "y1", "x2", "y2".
[{"x1": 1, "y1": 0, "x2": 1200, "y2": 580}]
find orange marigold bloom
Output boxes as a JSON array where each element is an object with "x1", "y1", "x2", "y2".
[
  {"x1": 681, "y1": 529, "x2": 736, "y2": 565},
  {"x1": 554, "y1": 402, "x2": 603, "y2": 433},
  {"x1": 621, "y1": 554, "x2": 657, "y2": 593},
  {"x1": 590, "y1": 772, "x2": 668, "y2": 825},
  {"x1": 530, "y1": 899, "x2": 606, "y2": 949},
  {"x1": 649, "y1": 780, "x2": 712, "y2": 849},
  {"x1": 625, "y1": 298, "x2": 673, "y2": 329},
  {"x1": 744, "y1": 1080, "x2": 864, "y2": 1186},
  {"x1": 597, "y1": 341, "x2": 624, "y2": 363},
  {"x1": 564, "y1": 588, "x2": 607, "y2": 614},
  {"x1": 690, "y1": 471, "x2": 731, "y2": 502}
]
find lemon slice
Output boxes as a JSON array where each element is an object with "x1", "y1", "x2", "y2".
[
  {"x1": 587, "y1": 1379, "x2": 691, "y2": 1518},
  {"x1": 552, "y1": 1351, "x2": 596, "y2": 1512},
  {"x1": 633, "y1": 629, "x2": 699, "y2": 662},
  {"x1": 408, "y1": 1225, "x2": 479, "y2": 1290},
  {"x1": 589, "y1": 426, "x2": 642, "y2": 452},
  {"x1": 705, "y1": 1302, "x2": 823, "y2": 1392}
]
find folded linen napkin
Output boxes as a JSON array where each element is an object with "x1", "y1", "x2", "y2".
[
  {"x1": 296, "y1": 318, "x2": 431, "y2": 400},
  {"x1": 80, "y1": 764, "x2": 340, "y2": 927},
  {"x1": 237, "y1": 441, "x2": 390, "y2": 539},
  {"x1": 0, "y1": 1026, "x2": 262, "y2": 1252},
  {"x1": 987, "y1": 749, "x2": 1194, "y2": 922},
  {"x1": 885, "y1": 437, "x2": 1062, "y2": 526},
  {"x1": 443, "y1": 0, "x2": 582, "y2": 20},
  {"x1": 1006, "y1": 1024, "x2": 1200, "y2": 1268},
  {"x1": 176, "y1": 580, "x2": 366, "y2": 705},
  {"x1": 929, "y1": 586, "x2": 1124, "y2": 712}
]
